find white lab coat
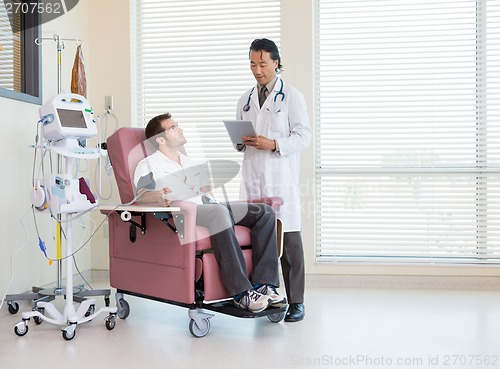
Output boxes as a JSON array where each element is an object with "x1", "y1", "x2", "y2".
[{"x1": 236, "y1": 77, "x2": 311, "y2": 232}]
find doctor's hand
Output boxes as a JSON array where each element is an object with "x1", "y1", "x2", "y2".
[{"x1": 242, "y1": 135, "x2": 276, "y2": 151}]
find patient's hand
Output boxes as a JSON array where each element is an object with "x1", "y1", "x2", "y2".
[
  {"x1": 137, "y1": 187, "x2": 172, "y2": 206},
  {"x1": 160, "y1": 187, "x2": 172, "y2": 206}
]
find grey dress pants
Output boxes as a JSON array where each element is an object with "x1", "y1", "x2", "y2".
[
  {"x1": 281, "y1": 232, "x2": 305, "y2": 304},
  {"x1": 195, "y1": 202, "x2": 280, "y2": 296}
]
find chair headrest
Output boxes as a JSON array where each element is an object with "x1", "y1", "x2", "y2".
[
  {"x1": 107, "y1": 127, "x2": 187, "y2": 204},
  {"x1": 107, "y1": 127, "x2": 153, "y2": 204}
]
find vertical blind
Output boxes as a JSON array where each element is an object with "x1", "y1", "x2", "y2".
[
  {"x1": 0, "y1": 6, "x2": 21, "y2": 92},
  {"x1": 132, "y1": 0, "x2": 280, "y2": 200},
  {"x1": 316, "y1": 0, "x2": 500, "y2": 264}
]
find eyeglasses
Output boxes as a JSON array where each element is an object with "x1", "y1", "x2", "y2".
[{"x1": 165, "y1": 123, "x2": 179, "y2": 133}]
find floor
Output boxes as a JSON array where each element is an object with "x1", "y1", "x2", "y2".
[{"x1": 1, "y1": 277, "x2": 500, "y2": 369}]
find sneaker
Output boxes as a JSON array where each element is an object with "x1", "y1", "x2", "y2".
[
  {"x1": 255, "y1": 284, "x2": 287, "y2": 307},
  {"x1": 233, "y1": 290, "x2": 272, "y2": 313}
]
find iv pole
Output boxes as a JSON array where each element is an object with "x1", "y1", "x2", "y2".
[
  {"x1": 5, "y1": 34, "x2": 73, "y2": 312},
  {"x1": 42, "y1": 34, "x2": 68, "y2": 293},
  {"x1": 6, "y1": 35, "x2": 78, "y2": 308},
  {"x1": 8, "y1": 34, "x2": 117, "y2": 340}
]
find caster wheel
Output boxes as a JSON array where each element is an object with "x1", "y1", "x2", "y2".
[
  {"x1": 8, "y1": 302, "x2": 19, "y2": 314},
  {"x1": 105, "y1": 316, "x2": 116, "y2": 330},
  {"x1": 34, "y1": 307, "x2": 45, "y2": 325},
  {"x1": 267, "y1": 311, "x2": 286, "y2": 323},
  {"x1": 34, "y1": 316, "x2": 43, "y2": 325},
  {"x1": 189, "y1": 318, "x2": 210, "y2": 338},
  {"x1": 14, "y1": 323, "x2": 28, "y2": 337},
  {"x1": 85, "y1": 304, "x2": 95, "y2": 318},
  {"x1": 62, "y1": 326, "x2": 76, "y2": 341},
  {"x1": 117, "y1": 299, "x2": 130, "y2": 319}
]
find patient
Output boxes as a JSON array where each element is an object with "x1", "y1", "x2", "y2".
[{"x1": 133, "y1": 113, "x2": 285, "y2": 313}]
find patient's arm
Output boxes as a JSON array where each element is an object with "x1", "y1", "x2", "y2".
[{"x1": 136, "y1": 187, "x2": 172, "y2": 206}]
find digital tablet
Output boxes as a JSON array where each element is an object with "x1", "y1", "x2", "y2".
[{"x1": 223, "y1": 120, "x2": 257, "y2": 144}]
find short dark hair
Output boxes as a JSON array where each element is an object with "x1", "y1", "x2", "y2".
[
  {"x1": 249, "y1": 38, "x2": 283, "y2": 72},
  {"x1": 145, "y1": 113, "x2": 171, "y2": 149},
  {"x1": 145, "y1": 113, "x2": 171, "y2": 140}
]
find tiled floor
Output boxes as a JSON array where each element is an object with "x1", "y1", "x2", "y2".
[{"x1": 1, "y1": 278, "x2": 500, "y2": 369}]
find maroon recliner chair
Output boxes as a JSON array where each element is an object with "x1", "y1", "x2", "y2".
[{"x1": 101, "y1": 127, "x2": 286, "y2": 337}]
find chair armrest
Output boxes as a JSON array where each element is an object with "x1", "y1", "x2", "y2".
[
  {"x1": 100, "y1": 200, "x2": 199, "y2": 245},
  {"x1": 99, "y1": 204, "x2": 181, "y2": 214}
]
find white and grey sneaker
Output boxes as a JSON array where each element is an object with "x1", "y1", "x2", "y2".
[
  {"x1": 233, "y1": 290, "x2": 272, "y2": 313},
  {"x1": 255, "y1": 284, "x2": 287, "y2": 307}
]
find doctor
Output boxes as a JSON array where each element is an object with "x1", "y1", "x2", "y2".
[{"x1": 236, "y1": 38, "x2": 311, "y2": 322}]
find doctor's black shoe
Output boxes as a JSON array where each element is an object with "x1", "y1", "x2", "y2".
[
  {"x1": 285, "y1": 303, "x2": 305, "y2": 322},
  {"x1": 254, "y1": 284, "x2": 287, "y2": 307}
]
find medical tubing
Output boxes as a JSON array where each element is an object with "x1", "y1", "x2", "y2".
[
  {"x1": 41, "y1": 190, "x2": 152, "y2": 262},
  {"x1": 71, "y1": 213, "x2": 98, "y2": 291},
  {"x1": 0, "y1": 207, "x2": 32, "y2": 313},
  {"x1": 94, "y1": 162, "x2": 113, "y2": 200},
  {"x1": 94, "y1": 111, "x2": 118, "y2": 201},
  {"x1": 96, "y1": 113, "x2": 104, "y2": 199},
  {"x1": 32, "y1": 120, "x2": 41, "y2": 182},
  {"x1": 31, "y1": 122, "x2": 57, "y2": 235},
  {"x1": 32, "y1": 204, "x2": 42, "y2": 237},
  {"x1": 31, "y1": 114, "x2": 150, "y2": 261},
  {"x1": 73, "y1": 254, "x2": 93, "y2": 291},
  {"x1": 39, "y1": 127, "x2": 58, "y2": 221},
  {"x1": 79, "y1": 214, "x2": 102, "y2": 290},
  {"x1": 0, "y1": 193, "x2": 156, "y2": 311}
]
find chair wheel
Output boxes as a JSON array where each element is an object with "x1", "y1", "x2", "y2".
[
  {"x1": 117, "y1": 298, "x2": 130, "y2": 319},
  {"x1": 267, "y1": 311, "x2": 286, "y2": 323},
  {"x1": 189, "y1": 318, "x2": 210, "y2": 338}
]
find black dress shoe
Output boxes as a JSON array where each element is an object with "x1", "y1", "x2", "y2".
[{"x1": 285, "y1": 303, "x2": 305, "y2": 322}]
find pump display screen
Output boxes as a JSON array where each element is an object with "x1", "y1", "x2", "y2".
[{"x1": 57, "y1": 108, "x2": 87, "y2": 129}]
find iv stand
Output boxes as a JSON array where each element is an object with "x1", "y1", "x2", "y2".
[
  {"x1": 7, "y1": 34, "x2": 117, "y2": 340},
  {"x1": 14, "y1": 152, "x2": 117, "y2": 340},
  {"x1": 5, "y1": 34, "x2": 73, "y2": 313}
]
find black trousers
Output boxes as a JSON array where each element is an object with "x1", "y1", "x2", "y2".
[
  {"x1": 196, "y1": 202, "x2": 280, "y2": 296},
  {"x1": 281, "y1": 231, "x2": 305, "y2": 304}
]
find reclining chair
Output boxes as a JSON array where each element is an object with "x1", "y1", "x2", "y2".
[{"x1": 101, "y1": 127, "x2": 286, "y2": 337}]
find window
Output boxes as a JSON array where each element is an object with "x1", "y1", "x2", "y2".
[
  {"x1": 0, "y1": 0, "x2": 42, "y2": 104},
  {"x1": 132, "y1": 0, "x2": 280, "y2": 199},
  {"x1": 315, "y1": 0, "x2": 500, "y2": 264}
]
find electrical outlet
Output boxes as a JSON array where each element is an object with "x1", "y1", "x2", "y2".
[{"x1": 105, "y1": 95, "x2": 114, "y2": 110}]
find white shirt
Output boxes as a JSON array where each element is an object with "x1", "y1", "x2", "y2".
[{"x1": 134, "y1": 150, "x2": 210, "y2": 204}]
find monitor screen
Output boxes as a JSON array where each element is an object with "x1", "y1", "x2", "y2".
[
  {"x1": 57, "y1": 108, "x2": 87, "y2": 129},
  {"x1": 40, "y1": 93, "x2": 97, "y2": 141}
]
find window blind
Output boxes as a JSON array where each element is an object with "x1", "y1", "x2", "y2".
[
  {"x1": 132, "y1": 0, "x2": 280, "y2": 200},
  {"x1": 315, "y1": 0, "x2": 500, "y2": 264},
  {"x1": 0, "y1": 6, "x2": 20, "y2": 91}
]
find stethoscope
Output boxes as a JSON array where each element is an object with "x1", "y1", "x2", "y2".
[{"x1": 243, "y1": 79, "x2": 285, "y2": 112}]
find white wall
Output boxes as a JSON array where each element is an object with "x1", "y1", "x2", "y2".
[{"x1": 86, "y1": 0, "x2": 132, "y2": 270}]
